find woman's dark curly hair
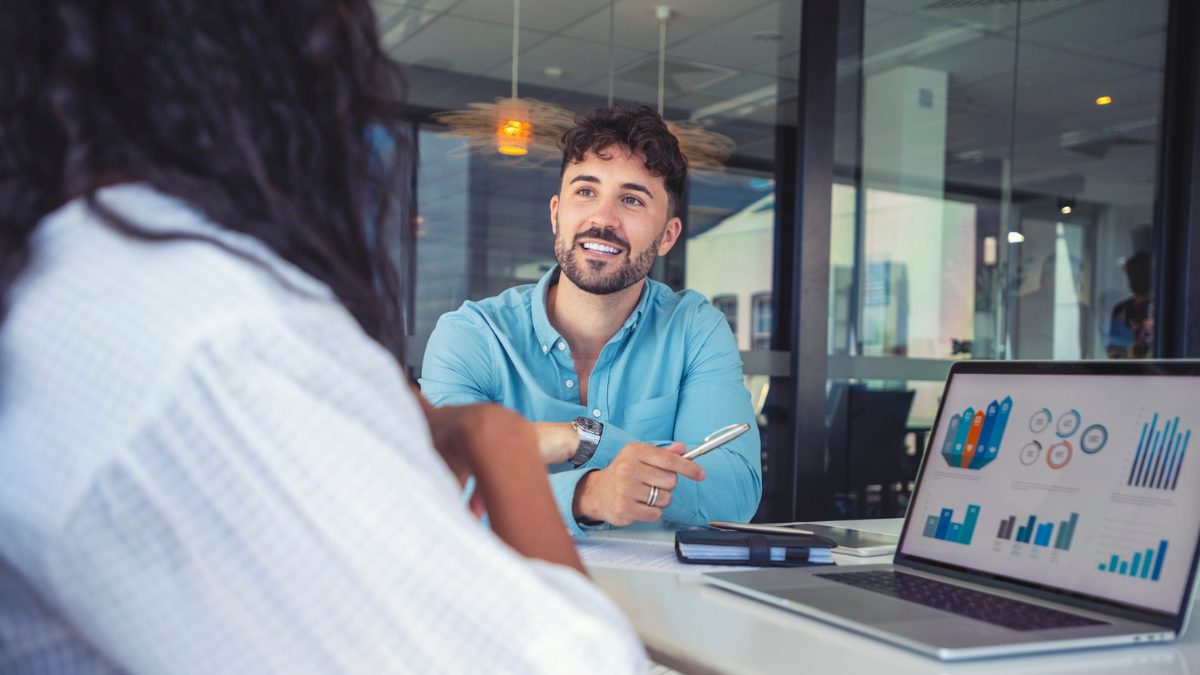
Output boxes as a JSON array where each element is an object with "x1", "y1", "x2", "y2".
[
  {"x1": 560, "y1": 105, "x2": 687, "y2": 217},
  {"x1": 0, "y1": 0, "x2": 410, "y2": 358}
]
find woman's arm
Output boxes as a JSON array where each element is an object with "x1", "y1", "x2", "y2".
[{"x1": 416, "y1": 393, "x2": 586, "y2": 575}]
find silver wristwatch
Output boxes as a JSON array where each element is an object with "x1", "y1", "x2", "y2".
[{"x1": 569, "y1": 416, "x2": 603, "y2": 467}]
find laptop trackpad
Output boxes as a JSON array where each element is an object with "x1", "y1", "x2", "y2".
[{"x1": 775, "y1": 586, "x2": 943, "y2": 623}]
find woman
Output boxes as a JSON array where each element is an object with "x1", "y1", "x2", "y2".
[{"x1": 0, "y1": 1, "x2": 642, "y2": 672}]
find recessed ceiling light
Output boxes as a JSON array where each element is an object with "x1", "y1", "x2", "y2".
[{"x1": 1095, "y1": 95, "x2": 1113, "y2": 106}]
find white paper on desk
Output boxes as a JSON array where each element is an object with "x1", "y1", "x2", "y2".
[{"x1": 577, "y1": 537, "x2": 749, "y2": 574}]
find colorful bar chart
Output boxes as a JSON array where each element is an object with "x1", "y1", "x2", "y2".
[
  {"x1": 1127, "y1": 414, "x2": 1191, "y2": 490},
  {"x1": 941, "y1": 396, "x2": 1012, "y2": 470},
  {"x1": 1098, "y1": 539, "x2": 1169, "y2": 581},
  {"x1": 995, "y1": 512, "x2": 1079, "y2": 551},
  {"x1": 922, "y1": 504, "x2": 981, "y2": 545}
]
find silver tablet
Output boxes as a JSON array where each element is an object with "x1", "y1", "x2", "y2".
[{"x1": 708, "y1": 522, "x2": 898, "y2": 557}]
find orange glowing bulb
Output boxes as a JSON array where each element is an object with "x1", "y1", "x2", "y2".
[{"x1": 497, "y1": 118, "x2": 531, "y2": 156}]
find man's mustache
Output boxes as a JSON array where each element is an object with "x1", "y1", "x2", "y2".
[{"x1": 572, "y1": 228, "x2": 630, "y2": 250}]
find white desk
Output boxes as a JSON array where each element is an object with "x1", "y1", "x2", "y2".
[{"x1": 588, "y1": 520, "x2": 1200, "y2": 675}]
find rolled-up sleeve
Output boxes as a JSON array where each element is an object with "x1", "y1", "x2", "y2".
[{"x1": 659, "y1": 306, "x2": 762, "y2": 525}]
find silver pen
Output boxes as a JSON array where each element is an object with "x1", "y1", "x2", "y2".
[{"x1": 682, "y1": 422, "x2": 751, "y2": 460}]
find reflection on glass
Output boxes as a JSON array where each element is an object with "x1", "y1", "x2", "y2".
[
  {"x1": 685, "y1": 170, "x2": 775, "y2": 352},
  {"x1": 833, "y1": 0, "x2": 1166, "y2": 373},
  {"x1": 684, "y1": 169, "x2": 777, "y2": 424},
  {"x1": 414, "y1": 128, "x2": 470, "y2": 341},
  {"x1": 829, "y1": 0, "x2": 1169, "y2": 466}
]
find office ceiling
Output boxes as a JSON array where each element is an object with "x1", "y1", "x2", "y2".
[{"x1": 375, "y1": 0, "x2": 1168, "y2": 208}]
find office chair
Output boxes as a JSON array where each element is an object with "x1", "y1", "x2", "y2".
[{"x1": 827, "y1": 384, "x2": 916, "y2": 519}]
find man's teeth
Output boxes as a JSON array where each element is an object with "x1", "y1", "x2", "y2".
[{"x1": 582, "y1": 242, "x2": 621, "y2": 254}]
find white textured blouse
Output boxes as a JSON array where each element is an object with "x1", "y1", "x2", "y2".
[{"x1": 0, "y1": 184, "x2": 644, "y2": 674}]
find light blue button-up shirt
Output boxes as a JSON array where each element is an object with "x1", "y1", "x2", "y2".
[{"x1": 420, "y1": 266, "x2": 762, "y2": 537}]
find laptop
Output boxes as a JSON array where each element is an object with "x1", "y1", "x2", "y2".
[{"x1": 704, "y1": 360, "x2": 1200, "y2": 660}]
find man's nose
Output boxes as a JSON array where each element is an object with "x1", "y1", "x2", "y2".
[{"x1": 588, "y1": 196, "x2": 620, "y2": 228}]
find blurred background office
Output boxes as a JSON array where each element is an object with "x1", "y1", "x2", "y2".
[{"x1": 376, "y1": 0, "x2": 1200, "y2": 521}]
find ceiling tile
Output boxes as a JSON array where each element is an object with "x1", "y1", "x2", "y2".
[
  {"x1": 669, "y1": 4, "x2": 793, "y2": 73},
  {"x1": 376, "y1": 0, "x2": 463, "y2": 12},
  {"x1": 447, "y1": 0, "x2": 611, "y2": 33},
  {"x1": 1018, "y1": 0, "x2": 1168, "y2": 56},
  {"x1": 482, "y1": 35, "x2": 648, "y2": 94},
  {"x1": 388, "y1": 13, "x2": 547, "y2": 75},
  {"x1": 1101, "y1": 32, "x2": 1168, "y2": 71},
  {"x1": 380, "y1": 8, "x2": 442, "y2": 48},
  {"x1": 563, "y1": 0, "x2": 772, "y2": 51}
]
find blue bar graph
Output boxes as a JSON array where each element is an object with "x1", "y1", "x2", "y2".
[
  {"x1": 1015, "y1": 515, "x2": 1036, "y2": 544},
  {"x1": 922, "y1": 504, "x2": 980, "y2": 545},
  {"x1": 1098, "y1": 539, "x2": 1169, "y2": 581},
  {"x1": 1034, "y1": 523, "x2": 1053, "y2": 547},
  {"x1": 997, "y1": 512, "x2": 1078, "y2": 551},
  {"x1": 1128, "y1": 414, "x2": 1191, "y2": 491}
]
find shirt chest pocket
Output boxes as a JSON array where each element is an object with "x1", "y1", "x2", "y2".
[{"x1": 620, "y1": 389, "x2": 679, "y2": 441}]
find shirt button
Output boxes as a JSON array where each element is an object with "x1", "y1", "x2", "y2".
[
  {"x1": 542, "y1": 344, "x2": 549, "y2": 353},
  {"x1": 558, "y1": 342, "x2": 566, "y2": 351},
  {"x1": 592, "y1": 409, "x2": 601, "y2": 418},
  {"x1": 565, "y1": 379, "x2": 574, "y2": 388}
]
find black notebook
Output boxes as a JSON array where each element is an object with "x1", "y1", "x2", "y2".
[{"x1": 675, "y1": 529, "x2": 837, "y2": 567}]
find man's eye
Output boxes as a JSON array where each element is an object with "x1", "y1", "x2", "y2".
[
  {"x1": 577, "y1": 187, "x2": 595, "y2": 197},
  {"x1": 622, "y1": 196, "x2": 644, "y2": 206}
]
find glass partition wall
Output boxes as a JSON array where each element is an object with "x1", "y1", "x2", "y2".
[
  {"x1": 827, "y1": 0, "x2": 1169, "y2": 518},
  {"x1": 382, "y1": 0, "x2": 1177, "y2": 521}
]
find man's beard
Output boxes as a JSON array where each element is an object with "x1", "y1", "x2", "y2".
[{"x1": 555, "y1": 226, "x2": 663, "y2": 296}]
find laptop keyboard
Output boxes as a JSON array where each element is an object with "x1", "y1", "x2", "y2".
[{"x1": 817, "y1": 570, "x2": 1106, "y2": 631}]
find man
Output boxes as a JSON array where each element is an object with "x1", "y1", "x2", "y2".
[
  {"x1": 421, "y1": 106, "x2": 761, "y2": 537},
  {"x1": 1107, "y1": 250, "x2": 1153, "y2": 359}
]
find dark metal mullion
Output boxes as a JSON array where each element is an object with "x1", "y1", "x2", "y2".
[
  {"x1": 842, "y1": 0, "x2": 867, "y2": 357},
  {"x1": 762, "y1": 2, "x2": 801, "y2": 522},
  {"x1": 1155, "y1": 0, "x2": 1200, "y2": 358},
  {"x1": 401, "y1": 119, "x2": 421, "y2": 381},
  {"x1": 789, "y1": 0, "x2": 839, "y2": 519},
  {"x1": 405, "y1": 119, "x2": 420, "y2": 340}
]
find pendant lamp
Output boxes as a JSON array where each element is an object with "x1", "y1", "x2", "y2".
[{"x1": 432, "y1": 0, "x2": 573, "y2": 164}]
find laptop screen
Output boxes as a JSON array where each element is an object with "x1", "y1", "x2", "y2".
[{"x1": 900, "y1": 364, "x2": 1200, "y2": 618}]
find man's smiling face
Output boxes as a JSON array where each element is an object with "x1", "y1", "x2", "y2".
[{"x1": 550, "y1": 147, "x2": 682, "y2": 296}]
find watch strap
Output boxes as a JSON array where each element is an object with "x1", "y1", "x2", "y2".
[{"x1": 569, "y1": 417, "x2": 602, "y2": 467}]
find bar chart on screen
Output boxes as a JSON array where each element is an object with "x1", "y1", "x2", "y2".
[
  {"x1": 921, "y1": 504, "x2": 981, "y2": 545},
  {"x1": 992, "y1": 511, "x2": 1080, "y2": 561},
  {"x1": 1126, "y1": 413, "x2": 1192, "y2": 491},
  {"x1": 940, "y1": 396, "x2": 1012, "y2": 470},
  {"x1": 1094, "y1": 513, "x2": 1178, "y2": 586},
  {"x1": 995, "y1": 511, "x2": 1080, "y2": 550},
  {"x1": 1097, "y1": 539, "x2": 1170, "y2": 582}
]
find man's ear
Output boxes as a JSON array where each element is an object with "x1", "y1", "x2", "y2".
[
  {"x1": 549, "y1": 194, "x2": 559, "y2": 235},
  {"x1": 657, "y1": 216, "x2": 684, "y2": 256}
]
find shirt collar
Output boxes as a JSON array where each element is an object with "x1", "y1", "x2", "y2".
[
  {"x1": 531, "y1": 265, "x2": 654, "y2": 353},
  {"x1": 531, "y1": 266, "x2": 564, "y2": 352}
]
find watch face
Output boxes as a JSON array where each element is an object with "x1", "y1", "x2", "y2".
[{"x1": 575, "y1": 417, "x2": 603, "y2": 435}]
